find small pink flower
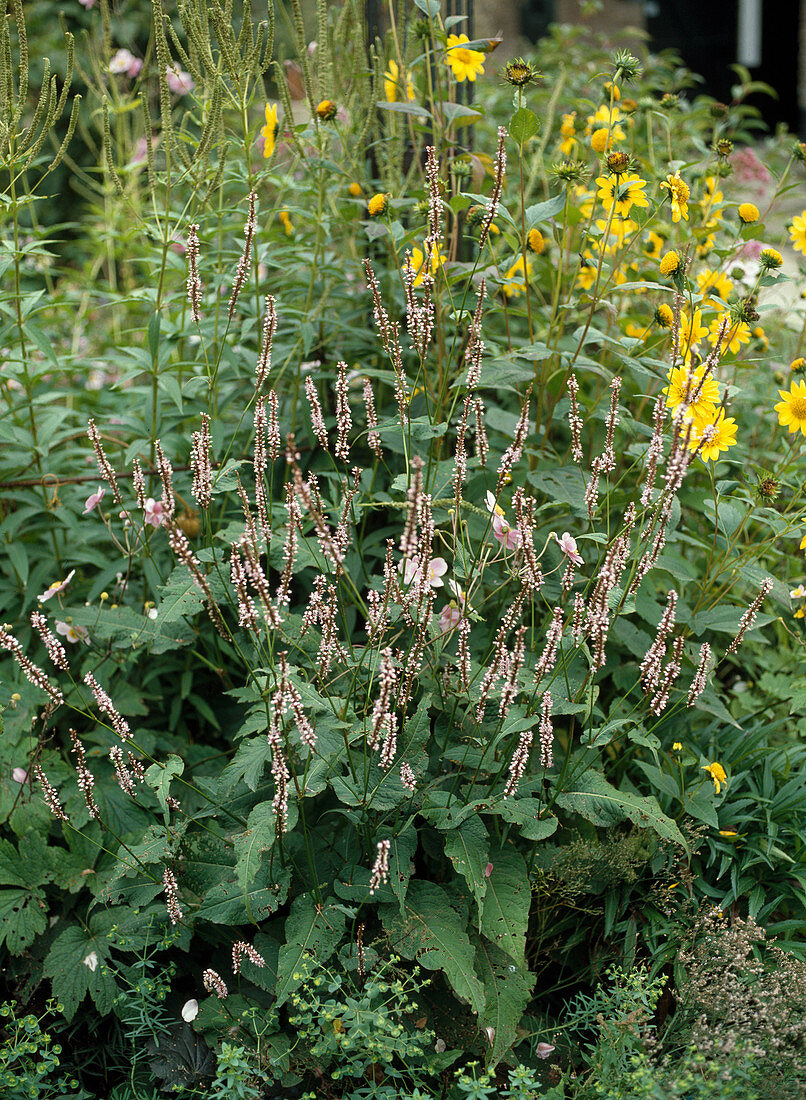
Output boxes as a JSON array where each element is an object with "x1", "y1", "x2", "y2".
[
  {"x1": 166, "y1": 65, "x2": 194, "y2": 95},
  {"x1": 83, "y1": 486, "x2": 106, "y2": 514},
  {"x1": 12, "y1": 767, "x2": 27, "y2": 784},
  {"x1": 38, "y1": 570, "x2": 76, "y2": 602},
  {"x1": 109, "y1": 49, "x2": 141, "y2": 77},
  {"x1": 55, "y1": 620, "x2": 89, "y2": 644},
  {"x1": 438, "y1": 603, "x2": 463, "y2": 632},
  {"x1": 483, "y1": 862, "x2": 493, "y2": 878},
  {"x1": 425, "y1": 557, "x2": 448, "y2": 587},
  {"x1": 554, "y1": 531, "x2": 583, "y2": 566},
  {"x1": 486, "y1": 491, "x2": 522, "y2": 550},
  {"x1": 536, "y1": 1042, "x2": 556, "y2": 1059},
  {"x1": 144, "y1": 498, "x2": 167, "y2": 528},
  {"x1": 78, "y1": 0, "x2": 95, "y2": 8}
]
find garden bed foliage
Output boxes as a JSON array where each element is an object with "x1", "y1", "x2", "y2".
[{"x1": 2, "y1": 0, "x2": 806, "y2": 1096}]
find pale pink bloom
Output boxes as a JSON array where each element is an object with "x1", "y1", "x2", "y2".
[
  {"x1": 426, "y1": 557, "x2": 448, "y2": 587},
  {"x1": 109, "y1": 49, "x2": 141, "y2": 77},
  {"x1": 83, "y1": 951, "x2": 99, "y2": 971},
  {"x1": 78, "y1": 0, "x2": 95, "y2": 8},
  {"x1": 554, "y1": 531, "x2": 583, "y2": 566},
  {"x1": 166, "y1": 65, "x2": 194, "y2": 94},
  {"x1": 483, "y1": 862, "x2": 493, "y2": 878},
  {"x1": 169, "y1": 235, "x2": 187, "y2": 255},
  {"x1": 144, "y1": 498, "x2": 167, "y2": 528},
  {"x1": 483, "y1": 1026, "x2": 495, "y2": 1046},
  {"x1": 55, "y1": 620, "x2": 89, "y2": 644},
  {"x1": 38, "y1": 570, "x2": 76, "y2": 602},
  {"x1": 486, "y1": 491, "x2": 522, "y2": 550},
  {"x1": 83, "y1": 486, "x2": 105, "y2": 514},
  {"x1": 536, "y1": 1042, "x2": 555, "y2": 1059},
  {"x1": 181, "y1": 999, "x2": 199, "y2": 1022},
  {"x1": 400, "y1": 556, "x2": 448, "y2": 588},
  {"x1": 438, "y1": 603, "x2": 463, "y2": 632},
  {"x1": 12, "y1": 767, "x2": 27, "y2": 784}
]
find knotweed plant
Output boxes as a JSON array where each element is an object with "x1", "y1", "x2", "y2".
[{"x1": 2, "y1": 1, "x2": 806, "y2": 1092}]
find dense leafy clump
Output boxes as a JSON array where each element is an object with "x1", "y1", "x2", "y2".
[{"x1": 2, "y1": 0, "x2": 806, "y2": 1096}]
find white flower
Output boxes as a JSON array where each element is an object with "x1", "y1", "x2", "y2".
[
  {"x1": 12, "y1": 767, "x2": 27, "y2": 784},
  {"x1": 147, "y1": 608, "x2": 158, "y2": 620},
  {"x1": 425, "y1": 557, "x2": 448, "y2": 587},
  {"x1": 38, "y1": 570, "x2": 76, "y2": 602},
  {"x1": 55, "y1": 620, "x2": 89, "y2": 643},
  {"x1": 83, "y1": 951, "x2": 99, "y2": 972},
  {"x1": 790, "y1": 585, "x2": 806, "y2": 599},
  {"x1": 181, "y1": 998, "x2": 199, "y2": 1022},
  {"x1": 536, "y1": 1041, "x2": 556, "y2": 1059}
]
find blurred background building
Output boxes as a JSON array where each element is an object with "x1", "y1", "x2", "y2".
[{"x1": 474, "y1": 0, "x2": 806, "y2": 136}]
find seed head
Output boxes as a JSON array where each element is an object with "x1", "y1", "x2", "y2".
[
  {"x1": 502, "y1": 58, "x2": 541, "y2": 87},
  {"x1": 755, "y1": 474, "x2": 780, "y2": 502},
  {"x1": 660, "y1": 93, "x2": 679, "y2": 111},
  {"x1": 611, "y1": 49, "x2": 642, "y2": 84},
  {"x1": 551, "y1": 160, "x2": 586, "y2": 183},
  {"x1": 605, "y1": 150, "x2": 631, "y2": 176}
]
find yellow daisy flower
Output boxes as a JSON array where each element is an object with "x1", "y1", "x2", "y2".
[
  {"x1": 688, "y1": 408, "x2": 738, "y2": 461},
  {"x1": 502, "y1": 255, "x2": 533, "y2": 298},
  {"x1": 789, "y1": 211, "x2": 806, "y2": 256},
  {"x1": 658, "y1": 250, "x2": 680, "y2": 276},
  {"x1": 702, "y1": 761, "x2": 727, "y2": 793},
  {"x1": 528, "y1": 228, "x2": 546, "y2": 254},
  {"x1": 261, "y1": 102, "x2": 279, "y2": 158},
  {"x1": 644, "y1": 230, "x2": 665, "y2": 260},
  {"x1": 679, "y1": 308, "x2": 708, "y2": 361},
  {"x1": 737, "y1": 202, "x2": 759, "y2": 224},
  {"x1": 444, "y1": 34, "x2": 485, "y2": 83},
  {"x1": 655, "y1": 303, "x2": 674, "y2": 327},
  {"x1": 775, "y1": 378, "x2": 806, "y2": 435},
  {"x1": 384, "y1": 59, "x2": 415, "y2": 103},
  {"x1": 595, "y1": 173, "x2": 650, "y2": 218},
  {"x1": 559, "y1": 111, "x2": 577, "y2": 155},
  {"x1": 708, "y1": 313, "x2": 750, "y2": 356},
  {"x1": 586, "y1": 105, "x2": 626, "y2": 142},
  {"x1": 661, "y1": 172, "x2": 690, "y2": 222},
  {"x1": 696, "y1": 268, "x2": 733, "y2": 306},
  {"x1": 663, "y1": 363, "x2": 719, "y2": 422}
]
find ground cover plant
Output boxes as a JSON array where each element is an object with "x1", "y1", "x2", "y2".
[{"x1": 2, "y1": 0, "x2": 806, "y2": 1095}]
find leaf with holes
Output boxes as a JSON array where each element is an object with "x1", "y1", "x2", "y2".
[
  {"x1": 475, "y1": 936, "x2": 536, "y2": 1067},
  {"x1": 383, "y1": 881, "x2": 485, "y2": 1017},
  {"x1": 276, "y1": 894, "x2": 346, "y2": 1007},
  {"x1": 444, "y1": 817, "x2": 490, "y2": 927},
  {"x1": 480, "y1": 848, "x2": 530, "y2": 965}
]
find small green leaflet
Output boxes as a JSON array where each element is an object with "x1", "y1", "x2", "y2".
[{"x1": 275, "y1": 894, "x2": 346, "y2": 1007}]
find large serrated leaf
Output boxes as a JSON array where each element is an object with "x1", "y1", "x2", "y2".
[
  {"x1": 145, "y1": 755, "x2": 184, "y2": 822},
  {"x1": 556, "y1": 769, "x2": 686, "y2": 847},
  {"x1": 480, "y1": 849, "x2": 530, "y2": 965},
  {"x1": 196, "y1": 861, "x2": 290, "y2": 925},
  {"x1": 475, "y1": 937, "x2": 536, "y2": 1067},
  {"x1": 43, "y1": 924, "x2": 117, "y2": 1019},
  {"x1": 383, "y1": 881, "x2": 485, "y2": 1017},
  {"x1": 275, "y1": 895, "x2": 346, "y2": 1007},
  {"x1": 444, "y1": 817, "x2": 489, "y2": 927},
  {"x1": 232, "y1": 801, "x2": 285, "y2": 888}
]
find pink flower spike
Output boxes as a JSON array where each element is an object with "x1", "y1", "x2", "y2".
[
  {"x1": 83, "y1": 486, "x2": 106, "y2": 514},
  {"x1": 426, "y1": 557, "x2": 448, "y2": 587},
  {"x1": 144, "y1": 498, "x2": 167, "y2": 528},
  {"x1": 12, "y1": 767, "x2": 27, "y2": 784},
  {"x1": 38, "y1": 570, "x2": 76, "y2": 602},
  {"x1": 555, "y1": 531, "x2": 583, "y2": 566}
]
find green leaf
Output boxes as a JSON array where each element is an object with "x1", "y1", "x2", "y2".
[
  {"x1": 145, "y1": 755, "x2": 185, "y2": 822},
  {"x1": 556, "y1": 769, "x2": 686, "y2": 847},
  {"x1": 275, "y1": 894, "x2": 346, "y2": 1007},
  {"x1": 0, "y1": 887, "x2": 47, "y2": 954},
  {"x1": 220, "y1": 737, "x2": 272, "y2": 793},
  {"x1": 480, "y1": 849, "x2": 530, "y2": 965},
  {"x1": 524, "y1": 193, "x2": 565, "y2": 229},
  {"x1": 475, "y1": 937, "x2": 536, "y2": 1067},
  {"x1": 444, "y1": 817, "x2": 489, "y2": 926},
  {"x1": 412, "y1": 0, "x2": 440, "y2": 15},
  {"x1": 233, "y1": 801, "x2": 279, "y2": 888},
  {"x1": 376, "y1": 100, "x2": 432, "y2": 119},
  {"x1": 43, "y1": 924, "x2": 117, "y2": 1019},
  {"x1": 147, "y1": 310, "x2": 161, "y2": 364},
  {"x1": 389, "y1": 826, "x2": 417, "y2": 914},
  {"x1": 196, "y1": 861, "x2": 290, "y2": 926},
  {"x1": 383, "y1": 881, "x2": 485, "y2": 1016},
  {"x1": 509, "y1": 107, "x2": 539, "y2": 144}
]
